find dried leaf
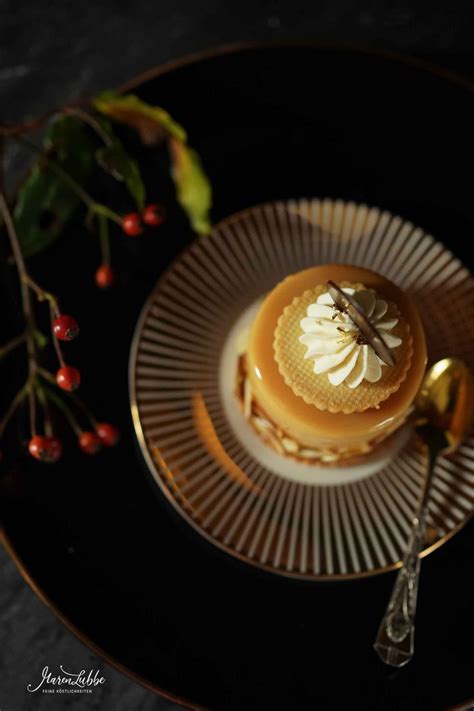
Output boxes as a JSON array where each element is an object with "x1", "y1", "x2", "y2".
[
  {"x1": 169, "y1": 138, "x2": 212, "y2": 235},
  {"x1": 93, "y1": 92, "x2": 187, "y2": 144}
]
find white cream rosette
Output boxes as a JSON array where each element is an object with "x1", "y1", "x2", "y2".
[{"x1": 299, "y1": 288, "x2": 402, "y2": 388}]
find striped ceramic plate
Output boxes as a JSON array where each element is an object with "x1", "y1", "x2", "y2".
[{"x1": 130, "y1": 199, "x2": 474, "y2": 580}]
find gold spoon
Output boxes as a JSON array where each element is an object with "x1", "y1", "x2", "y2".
[{"x1": 374, "y1": 357, "x2": 473, "y2": 667}]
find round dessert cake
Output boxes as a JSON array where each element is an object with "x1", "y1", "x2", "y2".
[{"x1": 235, "y1": 264, "x2": 427, "y2": 466}]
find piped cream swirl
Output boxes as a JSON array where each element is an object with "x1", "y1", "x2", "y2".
[{"x1": 299, "y1": 288, "x2": 402, "y2": 387}]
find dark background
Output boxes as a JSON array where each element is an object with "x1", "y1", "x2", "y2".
[
  {"x1": 2, "y1": 2, "x2": 474, "y2": 710},
  {"x1": 3, "y1": 0, "x2": 474, "y2": 126}
]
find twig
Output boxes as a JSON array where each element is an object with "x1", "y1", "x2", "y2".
[
  {"x1": 68, "y1": 391, "x2": 98, "y2": 429},
  {"x1": 0, "y1": 110, "x2": 57, "y2": 137},
  {"x1": 62, "y1": 107, "x2": 112, "y2": 145},
  {"x1": 49, "y1": 304, "x2": 65, "y2": 368},
  {"x1": 92, "y1": 203, "x2": 122, "y2": 225},
  {"x1": 0, "y1": 383, "x2": 29, "y2": 436},
  {"x1": 24, "y1": 275, "x2": 66, "y2": 368},
  {"x1": 0, "y1": 332, "x2": 26, "y2": 359},
  {"x1": 39, "y1": 368, "x2": 97, "y2": 427},
  {"x1": 0, "y1": 191, "x2": 39, "y2": 438},
  {"x1": 0, "y1": 191, "x2": 37, "y2": 379},
  {"x1": 23, "y1": 274, "x2": 59, "y2": 313},
  {"x1": 35, "y1": 382, "x2": 53, "y2": 436},
  {"x1": 0, "y1": 98, "x2": 87, "y2": 137},
  {"x1": 98, "y1": 213, "x2": 111, "y2": 266},
  {"x1": 28, "y1": 386, "x2": 37, "y2": 436},
  {"x1": 41, "y1": 381, "x2": 81, "y2": 435}
]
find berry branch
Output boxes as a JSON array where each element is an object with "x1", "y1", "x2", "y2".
[
  {"x1": 0, "y1": 190, "x2": 38, "y2": 432},
  {"x1": 0, "y1": 87, "x2": 212, "y2": 467},
  {"x1": 0, "y1": 188, "x2": 114, "y2": 462}
]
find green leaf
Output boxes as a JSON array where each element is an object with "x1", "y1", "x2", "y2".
[
  {"x1": 93, "y1": 92, "x2": 187, "y2": 144},
  {"x1": 169, "y1": 138, "x2": 212, "y2": 235},
  {"x1": 14, "y1": 117, "x2": 94, "y2": 257},
  {"x1": 96, "y1": 141, "x2": 146, "y2": 211}
]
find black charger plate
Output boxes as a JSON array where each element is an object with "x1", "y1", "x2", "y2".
[{"x1": 1, "y1": 44, "x2": 474, "y2": 710}]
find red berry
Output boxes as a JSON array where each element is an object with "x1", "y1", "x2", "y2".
[
  {"x1": 56, "y1": 366, "x2": 81, "y2": 392},
  {"x1": 95, "y1": 264, "x2": 115, "y2": 289},
  {"x1": 143, "y1": 203, "x2": 166, "y2": 228},
  {"x1": 95, "y1": 422, "x2": 120, "y2": 447},
  {"x1": 29, "y1": 435, "x2": 63, "y2": 463},
  {"x1": 53, "y1": 314, "x2": 79, "y2": 342},
  {"x1": 78, "y1": 431, "x2": 101, "y2": 455},
  {"x1": 122, "y1": 212, "x2": 143, "y2": 237}
]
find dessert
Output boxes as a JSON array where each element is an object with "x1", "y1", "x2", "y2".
[{"x1": 235, "y1": 264, "x2": 427, "y2": 465}]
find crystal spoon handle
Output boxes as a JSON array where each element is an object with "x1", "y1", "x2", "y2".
[
  {"x1": 373, "y1": 427, "x2": 444, "y2": 667},
  {"x1": 373, "y1": 514, "x2": 425, "y2": 667}
]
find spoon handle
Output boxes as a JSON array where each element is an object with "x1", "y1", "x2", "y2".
[
  {"x1": 374, "y1": 428, "x2": 443, "y2": 667},
  {"x1": 373, "y1": 513, "x2": 425, "y2": 667}
]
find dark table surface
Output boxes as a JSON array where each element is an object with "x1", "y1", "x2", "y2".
[{"x1": 2, "y1": 2, "x2": 474, "y2": 710}]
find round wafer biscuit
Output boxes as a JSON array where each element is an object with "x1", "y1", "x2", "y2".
[{"x1": 274, "y1": 282, "x2": 413, "y2": 414}]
